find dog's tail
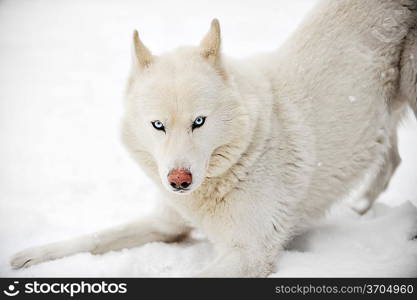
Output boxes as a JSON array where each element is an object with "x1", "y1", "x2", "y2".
[{"x1": 399, "y1": 8, "x2": 417, "y2": 117}]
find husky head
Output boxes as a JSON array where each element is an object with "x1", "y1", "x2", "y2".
[{"x1": 123, "y1": 20, "x2": 249, "y2": 195}]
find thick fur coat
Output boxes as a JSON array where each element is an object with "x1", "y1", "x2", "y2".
[{"x1": 11, "y1": 0, "x2": 417, "y2": 277}]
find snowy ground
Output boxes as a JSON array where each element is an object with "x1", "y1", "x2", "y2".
[{"x1": 0, "y1": 0, "x2": 416, "y2": 277}]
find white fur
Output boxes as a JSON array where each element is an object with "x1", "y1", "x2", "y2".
[{"x1": 10, "y1": 0, "x2": 417, "y2": 277}]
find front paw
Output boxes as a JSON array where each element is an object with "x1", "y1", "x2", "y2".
[{"x1": 10, "y1": 247, "x2": 50, "y2": 269}]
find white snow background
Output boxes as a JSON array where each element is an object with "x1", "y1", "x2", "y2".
[{"x1": 0, "y1": 0, "x2": 416, "y2": 277}]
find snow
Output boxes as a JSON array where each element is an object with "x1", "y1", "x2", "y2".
[{"x1": 0, "y1": 0, "x2": 416, "y2": 277}]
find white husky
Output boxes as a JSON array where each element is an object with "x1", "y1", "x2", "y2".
[{"x1": 11, "y1": 0, "x2": 417, "y2": 277}]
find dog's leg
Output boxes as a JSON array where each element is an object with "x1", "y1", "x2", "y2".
[
  {"x1": 194, "y1": 220, "x2": 289, "y2": 278},
  {"x1": 352, "y1": 21, "x2": 416, "y2": 215},
  {"x1": 399, "y1": 20, "x2": 417, "y2": 117},
  {"x1": 10, "y1": 204, "x2": 190, "y2": 269},
  {"x1": 195, "y1": 246, "x2": 276, "y2": 278},
  {"x1": 351, "y1": 133, "x2": 401, "y2": 215},
  {"x1": 193, "y1": 199, "x2": 295, "y2": 277}
]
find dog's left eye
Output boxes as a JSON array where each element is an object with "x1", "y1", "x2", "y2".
[{"x1": 192, "y1": 116, "x2": 206, "y2": 130}]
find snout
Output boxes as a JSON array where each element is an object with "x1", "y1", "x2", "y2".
[{"x1": 168, "y1": 168, "x2": 193, "y2": 191}]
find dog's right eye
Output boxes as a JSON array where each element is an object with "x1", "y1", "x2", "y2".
[{"x1": 151, "y1": 120, "x2": 165, "y2": 132}]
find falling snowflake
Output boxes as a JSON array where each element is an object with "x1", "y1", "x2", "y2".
[{"x1": 348, "y1": 96, "x2": 356, "y2": 103}]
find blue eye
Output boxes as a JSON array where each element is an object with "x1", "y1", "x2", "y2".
[
  {"x1": 151, "y1": 120, "x2": 165, "y2": 132},
  {"x1": 192, "y1": 116, "x2": 206, "y2": 130}
]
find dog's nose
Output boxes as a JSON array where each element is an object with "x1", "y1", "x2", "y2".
[{"x1": 168, "y1": 168, "x2": 192, "y2": 190}]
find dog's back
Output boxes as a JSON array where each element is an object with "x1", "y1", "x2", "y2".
[{"x1": 263, "y1": 0, "x2": 417, "y2": 217}]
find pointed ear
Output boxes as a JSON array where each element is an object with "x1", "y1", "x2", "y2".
[
  {"x1": 200, "y1": 19, "x2": 222, "y2": 66},
  {"x1": 132, "y1": 30, "x2": 153, "y2": 68}
]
